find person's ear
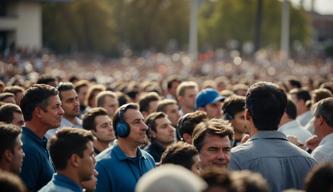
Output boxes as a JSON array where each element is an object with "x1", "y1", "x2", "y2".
[
  {"x1": 70, "y1": 154, "x2": 81, "y2": 168},
  {"x1": 245, "y1": 109, "x2": 251, "y2": 121},
  {"x1": 4, "y1": 149, "x2": 14, "y2": 162}
]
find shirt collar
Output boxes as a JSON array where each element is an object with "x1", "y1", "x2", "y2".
[
  {"x1": 22, "y1": 127, "x2": 48, "y2": 148},
  {"x1": 113, "y1": 144, "x2": 146, "y2": 161},
  {"x1": 250, "y1": 131, "x2": 288, "y2": 141},
  {"x1": 53, "y1": 173, "x2": 82, "y2": 192},
  {"x1": 278, "y1": 120, "x2": 298, "y2": 132},
  {"x1": 319, "y1": 132, "x2": 333, "y2": 145}
]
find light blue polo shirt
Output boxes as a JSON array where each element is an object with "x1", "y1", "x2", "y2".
[{"x1": 39, "y1": 173, "x2": 82, "y2": 192}]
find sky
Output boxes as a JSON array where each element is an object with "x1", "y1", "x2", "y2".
[{"x1": 290, "y1": 0, "x2": 333, "y2": 14}]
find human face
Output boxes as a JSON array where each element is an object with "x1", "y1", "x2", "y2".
[
  {"x1": 78, "y1": 141, "x2": 96, "y2": 182},
  {"x1": 148, "y1": 100, "x2": 159, "y2": 114},
  {"x1": 231, "y1": 111, "x2": 248, "y2": 133},
  {"x1": 204, "y1": 101, "x2": 222, "y2": 119},
  {"x1": 124, "y1": 109, "x2": 149, "y2": 146},
  {"x1": 153, "y1": 117, "x2": 175, "y2": 146},
  {"x1": 93, "y1": 115, "x2": 115, "y2": 143},
  {"x1": 169, "y1": 81, "x2": 180, "y2": 97},
  {"x1": 164, "y1": 104, "x2": 180, "y2": 126},
  {"x1": 39, "y1": 95, "x2": 64, "y2": 129},
  {"x1": 10, "y1": 136, "x2": 25, "y2": 174},
  {"x1": 199, "y1": 135, "x2": 231, "y2": 168},
  {"x1": 182, "y1": 88, "x2": 198, "y2": 110},
  {"x1": 102, "y1": 96, "x2": 119, "y2": 118},
  {"x1": 60, "y1": 89, "x2": 80, "y2": 118},
  {"x1": 191, "y1": 155, "x2": 201, "y2": 175},
  {"x1": 78, "y1": 85, "x2": 88, "y2": 106},
  {"x1": 12, "y1": 112, "x2": 25, "y2": 127}
]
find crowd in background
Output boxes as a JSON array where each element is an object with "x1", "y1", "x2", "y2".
[{"x1": 0, "y1": 49, "x2": 333, "y2": 192}]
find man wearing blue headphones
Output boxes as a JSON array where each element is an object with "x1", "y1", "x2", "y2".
[{"x1": 95, "y1": 103, "x2": 155, "y2": 192}]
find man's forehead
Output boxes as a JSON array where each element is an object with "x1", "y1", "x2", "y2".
[{"x1": 124, "y1": 109, "x2": 143, "y2": 121}]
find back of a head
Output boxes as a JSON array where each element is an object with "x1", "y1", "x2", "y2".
[
  {"x1": 0, "y1": 103, "x2": 22, "y2": 124},
  {"x1": 222, "y1": 95, "x2": 245, "y2": 120},
  {"x1": 178, "y1": 111, "x2": 208, "y2": 136},
  {"x1": 136, "y1": 164, "x2": 207, "y2": 192},
  {"x1": 305, "y1": 162, "x2": 333, "y2": 192},
  {"x1": 246, "y1": 82, "x2": 287, "y2": 131},
  {"x1": 232, "y1": 170, "x2": 269, "y2": 192},
  {"x1": 312, "y1": 97, "x2": 333, "y2": 128},
  {"x1": 285, "y1": 99, "x2": 297, "y2": 120},
  {"x1": 200, "y1": 167, "x2": 236, "y2": 192},
  {"x1": 0, "y1": 123, "x2": 21, "y2": 161},
  {"x1": 138, "y1": 92, "x2": 160, "y2": 113},
  {"x1": 0, "y1": 171, "x2": 27, "y2": 192}
]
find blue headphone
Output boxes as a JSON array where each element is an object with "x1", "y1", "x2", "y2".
[{"x1": 116, "y1": 104, "x2": 131, "y2": 138}]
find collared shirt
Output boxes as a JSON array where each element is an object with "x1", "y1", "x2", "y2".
[
  {"x1": 45, "y1": 117, "x2": 82, "y2": 139},
  {"x1": 230, "y1": 131, "x2": 317, "y2": 192},
  {"x1": 144, "y1": 140, "x2": 165, "y2": 162},
  {"x1": 20, "y1": 127, "x2": 55, "y2": 192},
  {"x1": 278, "y1": 120, "x2": 312, "y2": 143},
  {"x1": 296, "y1": 111, "x2": 313, "y2": 127},
  {"x1": 39, "y1": 173, "x2": 82, "y2": 192},
  {"x1": 311, "y1": 133, "x2": 333, "y2": 163},
  {"x1": 95, "y1": 144, "x2": 155, "y2": 192}
]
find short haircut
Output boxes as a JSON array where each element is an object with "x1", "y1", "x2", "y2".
[
  {"x1": 0, "y1": 123, "x2": 21, "y2": 161},
  {"x1": 156, "y1": 99, "x2": 177, "y2": 113},
  {"x1": 160, "y1": 141, "x2": 198, "y2": 170},
  {"x1": 312, "y1": 97, "x2": 333, "y2": 127},
  {"x1": 0, "y1": 171, "x2": 27, "y2": 192},
  {"x1": 166, "y1": 76, "x2": 181, "y2": 90},
  {"x1": 312, "y1": 88, "x2": 332, "y2": 104},
  {"x1": 145, "y1": 112, "x2": 166, "y2": 132},
  {"x1": 285, "y1": 99, "x2": 297, "y2": 120},
  {"x1": 192, "y1": 119, "x2": 234, "y2": 151},
  {"x1": 0, "y1": 92, "x2": 15, "y2": 102},
  {"x1": 0, "y1": 104, "x2": 22, "y2": 124},
  {"x1": 20, "y1": 84, "x2": 59, "y2": 121},
  {"x1": 178, "y1": 111, "x2": 208, "y2": 137},
  {"x1": 319, "y1": 81, "x2": 333, "y2": 94},
  {"x1": 82, "y1": 107, "x2": 108, "y2": 131},
  {"x1": 305, "y1": 162, "x2": 333, "y2": 192},
  {"x1": 246, "y1": 82, "x2": 287, "y2": 131},
  {"x1": 200, "y1": 167, "x2": 236, "y2": 192},
  {"x1": 176, "y1": 81, "x2": 198, "y2": 97},
  {"x1": 113, "y1": 103, "x2": 139, "y2": 137},
  {"x1": 289, "y1": 88, "x2": 311, "y2": 102},
  {"x1": 287, "y1": 78, "x2": 302, "y2": 89},
  {"x1": 138, "y1": 92, "x2": 160, "y2": 113},
  {"x1": 48, "y1": 128, "x2": 94, "y2": 170},
  {"x1": 96, "y1": 91, "x2": 117, "y2": 107},
  {"x1": 222, "y1": 95, "x2": 245, "y2": 120},
  {"x1": 57, "y1": 82, "x2": 75, "y2": 100},
  {"x1": 232, "y1": 170, "x2": 269, "y2": 192},
  {"x1": 36, "y1": 75, "x2": 57, "y2": 85},
  {"x1": 3, "y1": 86, "x2": 25, "y2": 95}
]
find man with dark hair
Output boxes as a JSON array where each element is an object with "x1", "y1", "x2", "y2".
[
  {"x1": 45, "y1": 82, "x2": 81, "y2": 139},
  {"x1": 165, "y1": 76, "x2": 181, "y2": 100},
  {"x1": 195, "y1": 88, "x2": 225, "y2": 119},
  {"x1": 36, "y1": 75, "x2": 58, "y2": 87},
  {"x1": 0, "y1": 103, "x2": 24, "y2": 127},
  {"x1": 95, "y1": 103, "x2": 155, "y2": 192},
  {"x1": 0, "y1": 123, "x2": 24, "y2": 174},
  {"x1": 290, "y1": 88, "x2": 312, "y2": 126},
  {"x1": 192, "y1": 119, "x2": 234, "y2": 168},
  {"x1": 311, "y1": 98, "x2": 333, "y2": 162},
  {"x1": 39, "y1": 128, "x2": 95, "y2": 192},
  {"x1": 278, "y1": 99, "x2": 312, "y2": 145},
  {"x1": 230, "y1": 82, "x2": 316, "y2": 192},
  {"x1": 19, "y1": 84, "x2": 64, "y2": 191},
  {"x1": 144, "y1": 112, "x2": 176, "y2": 162},
  {"x1": 160, "y1": 141, "x2": 201, "y2": 174},
  {"x1": 82, "y1": 107, "x2": 115, "y2": 154},
  {"x1": 74, "y1": 80, "x2": 90, "y2": 115},
  {"x1": 178, "y1": 111, "x2": 208, "y2": 144},
  {"x1": 222, "y1": 95, "x2": 248, "y2": 146},
  {"x1": 96, "y1": 91, "x2": 119, "y2": 118},
  {"x1": 138, "y1": 92, "x2": 160, "y2": 118},
  {"x1": 156, "y1": 99, "x2": 180, "y2": 128},
  {"x1": 305, "y1": 162, "x2": 333, "y2": 192}
]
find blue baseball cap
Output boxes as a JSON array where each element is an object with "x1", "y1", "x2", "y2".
[{"x1": 195, "y1": 88, "x2": 225, "y2": 109}]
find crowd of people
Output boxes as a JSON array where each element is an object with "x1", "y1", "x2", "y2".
[{"x1": 0, "y1": 49, "x2": 333, "y2": 192}]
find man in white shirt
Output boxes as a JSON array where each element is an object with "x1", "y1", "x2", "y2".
[{"x1": 311, "y1": 97, "x2": 333, "y2": 163}]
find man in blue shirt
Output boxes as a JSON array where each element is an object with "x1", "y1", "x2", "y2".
[
  {"x1": 230, "y1": 82, "x2": 317, "y2": 192},
  {"x1": 20, "y1": 84, "x2": 64, "y2": 191},
  {"x1": 95, "y1": 103, "x2": 155, "y2": 192},
  {"x1": 39, "y1": 128, "x2": 96, "y2": 192}
]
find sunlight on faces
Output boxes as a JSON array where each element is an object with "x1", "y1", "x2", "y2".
[
  {"x1": 78, "y1": 141, "x2": 96, "y2": 182},
  {"x1": 12, "y1": 112, "x2": 25, "y2": 127},
  {"x1": 231, "y1": 111, "x2": 248, "y2": 133},
  {"x1": 182, "y1": 88, "x2": 198, "y2": 110},
  {"x1": 39, "y1": 95, "x2": 64, "y2": 129},
  {"x1": 60, "y1": 89, "x2": 80, "y2": 117},
  {"x1": 11, "y1": 136, "x2": 25, "y2": 174},
  {"x1": 153, "y1": 117, "x2": 176, "y2": 146},
  {"x1": 191, "y1": 155, "x2": 201, "y2": 175},
  {"x1": 204, "y1": 102, "x2": 223, "y2": 119},
  {"x1": 164, "y1": 104, "x2": 180, "y2": 126},
  {"x1": 94, "y1": 115, "x2": 115, "y2": 143},
  {"x1": 124, "y1": 109, "x2": 149, "y2": 146},
  {"x1": 102, "y1": 96, "x2": 119, "y2": 118}
]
